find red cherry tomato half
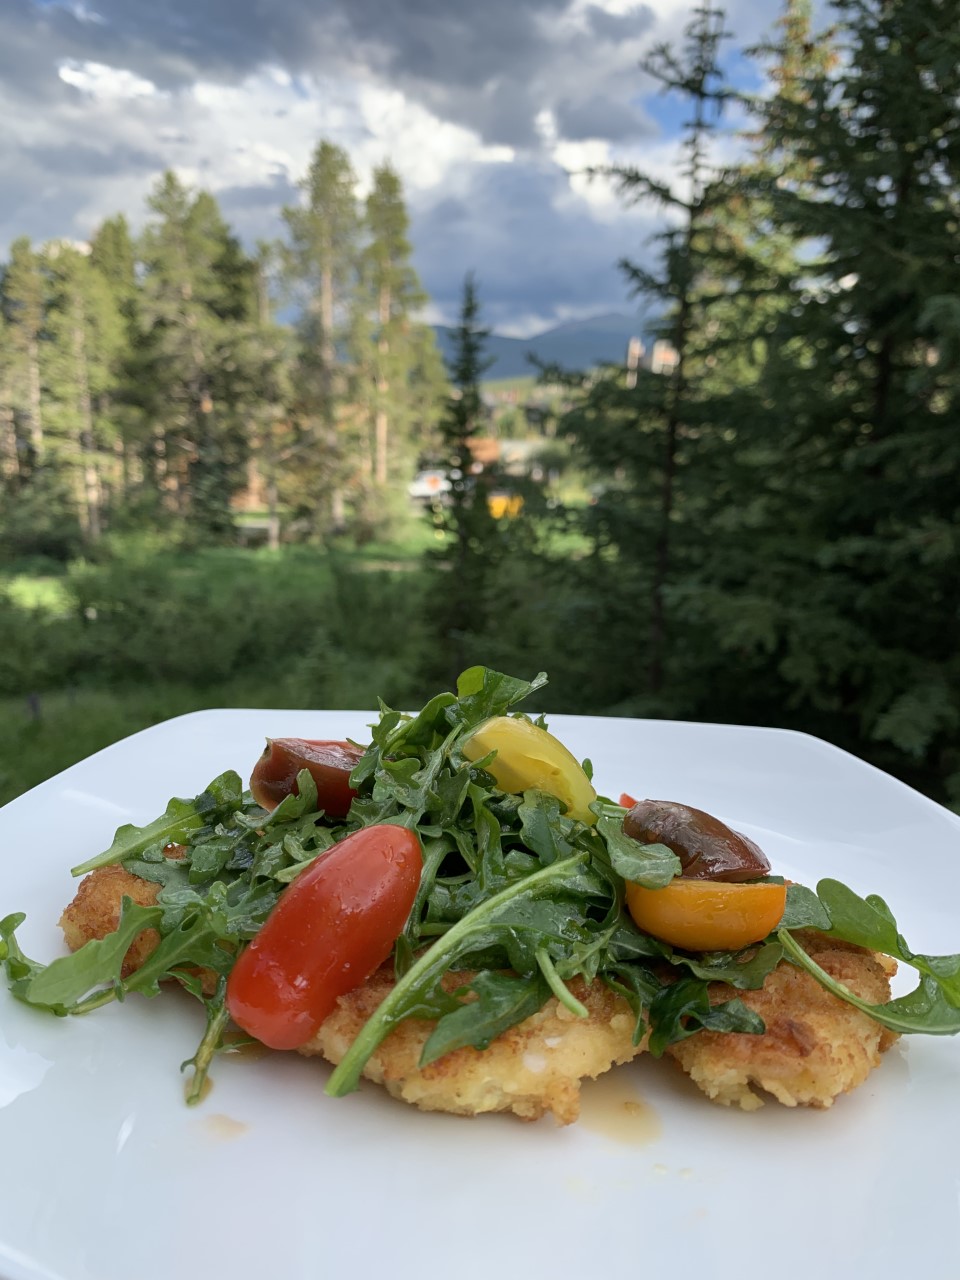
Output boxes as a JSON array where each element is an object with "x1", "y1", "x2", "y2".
[
  {"x1": 226, "y1": 824, "x2": 423, "y2": 1050},
  {"x1": 620, "y1": 792, "x2": 638, "y2": 809},
  {"x1": 249, "y1": 738, "x2": 364, "y2": 817}
]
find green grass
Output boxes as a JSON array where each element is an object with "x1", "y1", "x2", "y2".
[
  {"x1": 0, "y1": 503, "x2": 595, "y2": 807},
  {"x1": 0, "y1": 687, "x2": 223, "y2": 804},
  {"x1": 0, "y1": 666, "x2": 423, "y2": 806},
  {"x1": 0, "y1": 532, "x2": 450, "y2": 806},
  {"x1": 4, "y1": 573, "x2": 73, "y2": 615}
]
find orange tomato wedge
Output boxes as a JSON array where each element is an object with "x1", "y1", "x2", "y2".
[{"x1": 624, "y1": 878, "x2": 787, "y2": 951}]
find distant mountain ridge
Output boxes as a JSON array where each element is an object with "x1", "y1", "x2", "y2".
[{"x1": 431, "y1": 311, "x2": 645, "y2": 382}]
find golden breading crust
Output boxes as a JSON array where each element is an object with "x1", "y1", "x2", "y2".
[
  {"x1": 300, "y1": 967, "x2": 644, "y2": 1124},
  {"x1": 59, "y1": 867, "x2": 899, "y2": 1123},
  {"x1": 664, "y1": 933, "x2": 899, "y2": 1111},
  {"x1": 60, "y1": 864, "x2": 165, "y2": 977}
]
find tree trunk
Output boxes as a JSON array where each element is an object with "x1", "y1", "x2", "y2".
[
  {"x1": 374, "y1": 282, "x2": 391, "y2": 486},
  {"x1": 73, "y1": 302, "x2": 102, "y2": 542},
  {"x1": 154, "y1": 426, "x2": 170, "y2": 495},
  {"x1": 320, "y1": 258, "x2": 345, "y2": 533},
  {"x1": 374, "y1": 409, "x2": 389, "y2": 486},
  {"x1": 27, "y1": 337, "x2": 43, "y2": 457},
  {"x1": 266, "y1": 428, "x2": 281, "y2": 552},
  {"x1": 649, "y1": 264, "x2": 691, "y2": 697},
  {"x1": 320, "y1": 263, "x2": 336, "y2": 377},
  {"x1": 113, "y1": 432, "x2": 129, "y2": 498},
  {"x1": 0, "y1": 380, "x2": 18, "y2": 481}
]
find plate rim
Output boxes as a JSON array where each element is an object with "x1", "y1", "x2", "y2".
[{"x1": 4, "y1": 705, "x2": 957, "y2": 830}]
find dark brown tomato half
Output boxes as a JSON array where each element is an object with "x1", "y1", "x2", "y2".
[
  {"x1": 250, "y1": 738, "x2": 365, "y2": 817},
  {"x1": 622, "y1": 798, "x2": 771, "y2": 882}
]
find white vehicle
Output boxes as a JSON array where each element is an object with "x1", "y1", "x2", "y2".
[{"x1": 407, "y1": 469, "x2": 452, "y2": 502}]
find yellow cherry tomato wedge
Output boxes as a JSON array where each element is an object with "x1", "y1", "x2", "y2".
[
  {"x1": 461, "y1": 715, "x2": 597, "y2": 824},
  {"x1": 624, "y1": 878, "x2": 787, "y2": 951}
]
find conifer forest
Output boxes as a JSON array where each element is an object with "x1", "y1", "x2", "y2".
[{"x1": 1, "y1": 0, "x2": 958, "y2": 810}]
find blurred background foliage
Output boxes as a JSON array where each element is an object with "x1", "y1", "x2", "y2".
[{"x1": 1, "y1": 0, "x2": 958, "y2": 810}]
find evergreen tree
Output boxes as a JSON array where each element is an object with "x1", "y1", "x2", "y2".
[
  {"x1": 342, "y1": 163, "x2": 447, "y2": 538},
  {"x1": 740, "y1": 0, "x2": 960, "y2": 798},
  {"x1": 89, "y1": 214, "x2": 144, "y2": 507},
  {"x1": 0, "y1": 310, "x2": 20, "y2": 485},
  {"x1": 430, "y1": 273, "x2": 497, "y2": 683},
  {"x1": 89, "y1": 215, "x2": 137, "y2": 317},
  {"x1": 236, "y1": 241, "x2": 296, "y2": 550},
  {"x1": 138, "y1": 171, "x2": 258, "y2": 536},
  {"x1": 281, "y1": 141, "x2": 361, "y2": 535},
  {"x1": 560, "y1": 3, "x2": 736, "y2": 709},
  {"x1": 0, "y1": 240, "x2": 90, "y2": 560},
  {"x1": 631, "y1": 0, "x2": 836, "y2": 721},
  {"x1": 362, "y1": 163, "x2": 428, "y2": 487},
  {"x1": 2, "y1": 237, "x2": 46, "y2": 469},
  {"x1": 42, "y1": 242, "x2": 125, "y2": 541}
]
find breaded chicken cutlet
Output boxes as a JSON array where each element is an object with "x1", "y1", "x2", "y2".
[{"x1": 59, "y1": 865, "x2": 898, "y2": 1124}]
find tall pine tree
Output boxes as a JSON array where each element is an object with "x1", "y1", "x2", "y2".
[
  {"x1": 560, "y1": 2, "x2": 736, "y2": 709},
  {"x1": 281, "y1": 141, "x2": 361, "y2": 536},
  {"x1": 363, "y1": 163, "x2": 428, "y2": 487},
  {"x1": 2, "y1": 238, "x2": 46, "y2": 470},
  {"x1": 138, "y1": 171, "x2": 258, "y2": 536},
  {"x1": 42, "y1": 242, "x2": 125, "y2": 541},
  {"x1": 429, "y1": 273, "x2": 498, "y2": 683},
  {"x1": 743, "y1": 0, "x2": 960, "y2": 797}
]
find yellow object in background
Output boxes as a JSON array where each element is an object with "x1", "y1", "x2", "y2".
[{"x1": 487, "y1": 493, "x2": 524, "y2": 519}]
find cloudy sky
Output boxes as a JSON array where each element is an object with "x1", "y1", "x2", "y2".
[{"x1": 4, "y1": 0, "x2": 784, "y2": 335}]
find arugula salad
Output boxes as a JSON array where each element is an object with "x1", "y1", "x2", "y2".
[{"x1": 2, "y1": 665, "x2": 959, "y2": 1106}]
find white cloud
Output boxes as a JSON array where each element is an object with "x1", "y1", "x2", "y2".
[
  {"x1": 57, "y1": 59, "x2": 159, "y2": 99},
  {"x1": 2, "y1": 0, "x2": 787, "y2": 331},
  {"x1": 353, "y1": 86, "x2": 516, "y2": 192}
]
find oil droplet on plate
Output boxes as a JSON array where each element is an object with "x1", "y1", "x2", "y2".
[
  {"x1": 578, "y1": 1073, "x2": 662, "y2": 1147},
  {"x1": 201, "y1": 1113, "x2": 250, "y2": 1141}
]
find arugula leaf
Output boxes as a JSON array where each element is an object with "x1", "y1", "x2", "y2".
[
  {"x1": 181, "y1": 976, "x2": 230, "y2": 1105},
  {"x1": 597, "y1": 814, "x2": 680, "y2": 889},
  {"x1": 646, "y1": 979, "x2": 765, "y2": 1056},
  {"x1": 326, "y1": 852, "x2": 596, "y2": 1096},
  {"x1": 669, "y1": 939, "x2": 786, "y2": 989},
  {"x1": 71, "y1": 770, "x2": 244, "y2": 876},
  {"x1": 779, "y1": 930, "x2": 960, "y2": 1035},
  {"x1": 603, "y1": 962, "x2": 765, "y2": 1053},
  {"x1": 817, "y1": 879, "x2": 905, "y2": 954},
  {"x1": 780, "y1": 883, "x2": 832, "y2": 930},
  {"x1": 383, "y1": 692, "x2": 459, "y2": 752},
  {"x1": 518, "y1": 790, "x2": 576, "y2": 865},
  {"x1": 456, "y1": 666, "x2": 548, "y2": 726},
  {"x1": 536, "y1": 947, "x2": 588, "y2": 1017},
  {"x1": 189, "y1": 837, "x2": 240, "y2": 883},
  {"x1": 2, "y1": 900, "x2": 163, "y2": 1014},
  {"x1": 493, "y1": 895, "x2": 600, "y2": 976},
  {"x1": 420, "y1": 971, "x2": 549, "y2": 1065},
  {"x1": 602, "y1": 965, "x2": 662, "y2": 1045},
  {"x1": 254, "y1": 770, "x2": 318, "y2": 826},
  {"x1": 470, "y1": 782, "x2": 509, "y2": 890},
  {"x1": 1, "y1": 913, "x2": 47, "y2": 991},
  {"x1": 778, "y1": 877, "x2": 960, "y2": 1034},
  {"x1": 123, "y1": 854, "x2": 193, "y2": 891},
  {"x1": 400, "y1": 836, "x2": 451, "y2": 957}
]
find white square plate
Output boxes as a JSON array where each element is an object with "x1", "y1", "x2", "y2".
[{"x1": 2, "y1": 710, "x2": 959, "y2": 1280}]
